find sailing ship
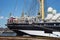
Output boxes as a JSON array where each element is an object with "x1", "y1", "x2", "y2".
[{"x1": 6, "y1": 0, "x2": 60, "y2": 37}]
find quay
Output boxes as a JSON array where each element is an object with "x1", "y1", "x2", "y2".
[{"x1": 0, "y1": 36, "x2": 60, "y2": 40}]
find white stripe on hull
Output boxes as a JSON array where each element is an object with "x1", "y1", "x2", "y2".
[{"x1": 19, "y1": 30, "x2": 60, "y2": 38}]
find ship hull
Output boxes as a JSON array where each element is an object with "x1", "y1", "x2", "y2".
[
  {"x1": 19, "y1": 30, "x2": 60, "y2": 37},
  {"x1": 6, "y1": 23, "x2": 60, "y2": 37}
]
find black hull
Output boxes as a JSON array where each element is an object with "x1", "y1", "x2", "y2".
[
  {"x1": 7, "y1": 23, "x2": 60, "y2": 31},
  {"x1": 6, "y1": 23, "x2": 60, "y2": 36}
]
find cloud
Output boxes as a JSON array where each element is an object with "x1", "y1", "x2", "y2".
[
  {"x1": 5, "y1": 17, "x2": 9, "y2": 19},
  {"x1": 0, "y1": 16, "x2": 9, "y2": 19},
  {"x1": 0, "y1": 16, "x2": 4, "y2": 19}
]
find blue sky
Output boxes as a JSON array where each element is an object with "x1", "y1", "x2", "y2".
[{"x1": 0, "y1": 0, "x2": 60, "y2": 28}]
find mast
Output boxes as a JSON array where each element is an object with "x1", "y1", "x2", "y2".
[
  {"x1": 21, "y1": 11, "x2": 24, "y2": 17},
  {"x1": 9, "y1": 12, "x2": 12, "y2": 17},
  {"x1": 38, "y1": 0, "x2": 44, "y2": 20},
  {"x1": 21, "y1": 0, "x2": 26, "y2": 17}
]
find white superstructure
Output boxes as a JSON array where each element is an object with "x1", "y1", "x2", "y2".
[{"x1": 45, "y1": 7, "x2": 60, "y2": 22}]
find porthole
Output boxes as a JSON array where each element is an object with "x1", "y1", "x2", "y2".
[{"x1": 54, "y1": 24, "x2": 56, "y2": 26}]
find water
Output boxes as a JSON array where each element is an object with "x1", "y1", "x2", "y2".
[{"x1": 0, "y1": 32, "x2": 16, "y2": 36}]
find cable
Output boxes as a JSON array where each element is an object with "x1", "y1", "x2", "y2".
[
  {"x1": 13, "y1": 0, "x2": 18, "y2": 16},
  {"x1": 27, "y1": 0, "x2": 39, "y2": 16}
]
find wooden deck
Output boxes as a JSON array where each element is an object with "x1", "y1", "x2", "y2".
[{"x1": 0, "y1": 36, "x2": 60, "y2": 40}]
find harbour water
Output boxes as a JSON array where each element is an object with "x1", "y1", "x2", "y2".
[{"x1": 0, "y1": 32, "x2": 16, "y2": 36}]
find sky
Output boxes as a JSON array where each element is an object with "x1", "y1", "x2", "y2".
[{"x1": 0, "y1": 0, "x2": 60, "y2": 28}]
